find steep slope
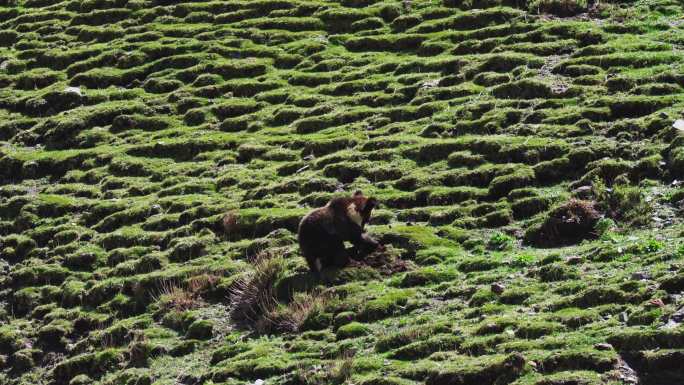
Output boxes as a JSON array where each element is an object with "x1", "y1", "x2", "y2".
[{"x1": 2, "y1": 0, "x2": 684, "y2": 384}]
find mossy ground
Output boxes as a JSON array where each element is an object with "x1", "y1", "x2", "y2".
[{"x1": 2, "y1": 0, "x2": 684, "y2": 384}]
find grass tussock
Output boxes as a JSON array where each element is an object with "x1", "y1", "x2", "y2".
[
  {"x1": 269, "y1": 291, "x2": 331, "y2": 333},
  {"x1": 592, "y1": 177, "x2": 653, "y2": 227},
  {"x1": 525, "y1": 199, "x2": 601, "y2": 247},
  {"x1": 153, "y1": 280, "x2": 205, "y2": 313},
  {"x1": 293, "y1": 351, "x2": 355, "y2": 385},
  {"x1": 151, "y1": 274, "x2": 221, "y2": 313},
  {"x1": 228, "y1": 250, "x2": 331, "y2": 334},
  {"x1": 228, "y1": 250, "x2": 284, "y2": 332}
]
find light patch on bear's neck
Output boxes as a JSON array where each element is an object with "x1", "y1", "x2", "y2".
[{"x1": 347, "y1": 203, "x2": 363, "y2": 227}]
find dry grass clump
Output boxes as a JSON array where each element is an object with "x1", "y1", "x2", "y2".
[
  {"x1": 293, "y1": 351, "x2": 355, "y2": 385},
  {"x1": 228, "y1": 250, "x2": 330, "y2": 334},
  {"x1": 152, "y1": 273, "x2": 221, "y2": 313},
  {"x1": 153, "y1": 279, "x2": 205, "y2": 312},
  {"x1": 187, "y1": 273, "x2": 221, "y2": 295},
  {"x1": 126, "y1": 331, "x2": 150, "y2": 368},
  {"x1": 228, "y1": 250, "x2": 283, "y2": 331},
  {"x1": 268, "y1": 291, "x2": 330, "y2": 333}
]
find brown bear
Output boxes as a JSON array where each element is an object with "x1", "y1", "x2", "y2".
[{"x1": 298, "y1": 190, "x2": 383, "y2": 273}]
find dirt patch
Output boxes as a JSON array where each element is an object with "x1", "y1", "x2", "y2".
[{"x1": 348, "y1": 248, "x2": 413, "y2": 276}]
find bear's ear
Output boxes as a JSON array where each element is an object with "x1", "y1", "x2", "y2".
[{"x1": 353, "y1": 190, "x2": 364, "y2": 197}]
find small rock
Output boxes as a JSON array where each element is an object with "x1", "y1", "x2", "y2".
[
  {"x1": 421, "y1": 79, "x2": 439, "y2": 89},
  {"x1": 670, "y1": 307, "x2": 684, "y2": 323},
  {"x1": 491, "y1": 283, "x2": 505, "y2": 294},
  {"x1": 663, "y1": 318, "x2": 680, "y2": 329},
  {"x1": 595, "y1": 342, "x2": 613, "y2": 351},
  {"x1": 615, "y1": 358, "x2": 639, "y2": 384},
  {"x1": 566, "y1": 255, "x2": 583, "y2": 265},
  {"x1": 572, "y1": 185, "x2": 593, "y2": 199},
  {"x1": 619, "y1": 312, "x2": 629, "y2": 323},
  {"x1": 64, "y1": 86, "x2": 82, "y2": 96},
  {"x1": 631, "y1": 272, "x2": 651, "y2": 281},
  {"x1": 673, "y1": 119, "x2": 684, "y2": 131}
]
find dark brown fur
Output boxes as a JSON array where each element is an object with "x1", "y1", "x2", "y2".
[{"x1": 298, "y1": 191, "x2": 382, "y2": 273}]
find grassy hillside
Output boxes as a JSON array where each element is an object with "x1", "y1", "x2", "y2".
[{"x1": 2, "y1": 0, "x2": 684, "y2": 384}]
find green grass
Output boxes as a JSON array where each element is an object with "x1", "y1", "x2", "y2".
[{"x1": 2, "y1": 0, "x2": 684, "y2": 383}]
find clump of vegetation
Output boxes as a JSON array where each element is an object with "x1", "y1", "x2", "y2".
[
  {"x1": 269, "y1": 291, "x2": 332, "y2": 333},
  {"x1": 591, "y1": 178, "x2": 653, "y2": 227},
  {"x1": 528, "y1": 0, "x2": 588, "y2": 16},
  {"x1": 154, "y1": 280, "x2": 205, "y2": 313},
  {"x1": 228, "y1": 250, "x2": 285, "y2": 333},
  {"x1": 2, "y1": 0, "x2": 684, "y2": 384},
  {"x1": 487, "y1": 232, "x2": 515, "y2": 251},
  {"x1": 511, "y1": 253, "x2": 536, "y2": 267},
  {"x1": 293, "y1": 351, "x2": 355, "y2": 385},
  {"x1": 228, "y1": 250, "x2": 330, "y2": 334},
  {"x1": 525, "y1": 199, "x2": 601, "y2": 247},
  {"x1": 594, "y1": 218, "x2": 617, "y2": 240}
]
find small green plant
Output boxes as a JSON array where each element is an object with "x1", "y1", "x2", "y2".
[
  {"x1": 594, "y1": 218, "x2": 617, "y2": 240},
  {"x1": 511, "y1": 254, "x2": 537, "y2": 267},
  {"x1": 677, "y1": 243, "x2": 684, "y2": 257},
  {"x1": 487, "y1": 232, "x2": 515, "y2": 251},
  {"x1": 636, "y1": 238, "x2": 664, "y2": 254},
  {"x1": 591, "y1": 177, "x2": 609, "y2": 206}
]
